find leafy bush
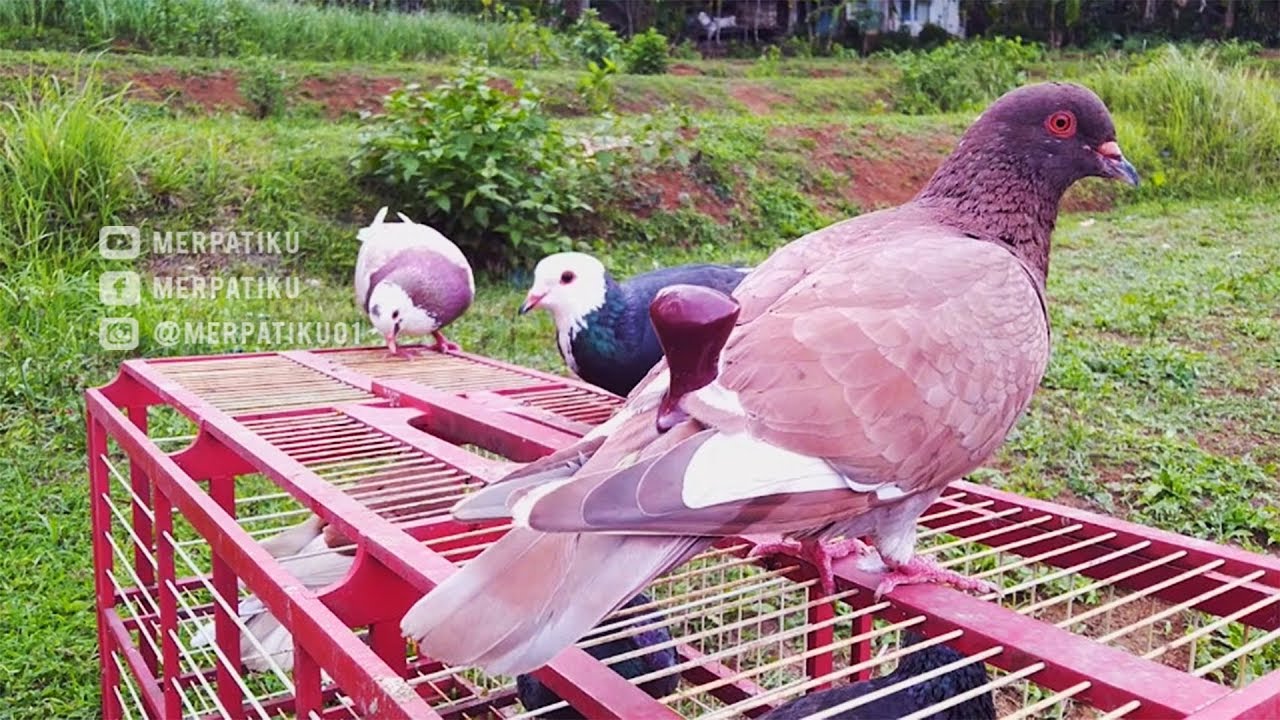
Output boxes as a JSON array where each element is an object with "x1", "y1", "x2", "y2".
[
  {"x1": 0, "y1": 71, "x2": 140, "y2": 264},
  {"x1": 483, "y1": 6, "x2": 566, "y2": 68},
  {"x1": 916, "y1": 23, "x2": 952, "y2": 50},
  {"x1": 241, "y1": 57, "x2": 290, "y2": 119},
  {"x1": 1090, "y1": 45, "x2": 1280, "y2": 197},
  {"x1": 747, "y1": 45, "x2": 783, "y2": 78},
  {"x1": 624, "y1": 28, "x2": 669, "y2": 75},
  {"x1": 893, "y1": 37, "x2": 1043, "y2": 114},
  {"x1": 670, "y1": 39, "x2": 700, "y2": 60},
  {"x1": 352, "y1": 61, "x2": 591, "y2": 266},
  {"x1": 1208, "y1": 38, "x2": 1261, "y2": 66},
  {"x1": 576, "y1": 57, "x2": 618, "y2": 113},
  {"x1": 569, "y1": 9, "x2": 621, "y2": 66}
]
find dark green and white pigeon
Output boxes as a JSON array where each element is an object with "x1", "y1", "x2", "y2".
[{"x1": 518, "y1": 251, "x2": 750, "y2": 396}]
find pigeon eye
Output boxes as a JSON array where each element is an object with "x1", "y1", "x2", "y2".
[
  {"x1": 1045, "y1": 110, "x2": 1076, "y2": 138},
  {"x1": 391, "y1": 310, "x2": 400, "y2": 320},
  {"x1": 560, "y1": 271, "x2": 575, "y2": 284}
]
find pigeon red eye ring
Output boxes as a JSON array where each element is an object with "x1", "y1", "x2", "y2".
[{"x1": 1045, "y1": 110, "x2": 1076, "y2": 138}]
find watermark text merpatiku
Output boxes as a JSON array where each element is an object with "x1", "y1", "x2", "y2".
[
  {"x1": 151, "y1": 275, "x2": 302, "y2": 301},
  {"x1": 151, "y1": 230, "x2": 301, "y2": 255}
]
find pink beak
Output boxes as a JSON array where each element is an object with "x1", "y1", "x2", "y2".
[
  {"x1": 519, "y1": 292, "x2": 546, "y2": 315},
  {"x1": 385, "y1": 333, "x2": 398, "y2": 354}
]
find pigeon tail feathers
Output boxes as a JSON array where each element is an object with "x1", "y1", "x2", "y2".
[{"x1": 401, "y1": 526, "x2": 707, "y2": 676}]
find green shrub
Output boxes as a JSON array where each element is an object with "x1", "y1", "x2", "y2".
[
  {"x1": 747, "y1": 45, "x2": 783, "y2": 78},
  {"x1": 916, "y1": 23, "x2": 952, "y2": 50},
  {"x1": 352, "y1": 60, "x2": 591, "y2": 266},
  {"x1": 1208, "y1": 38, "x2": 1261, "y2": 66},
  {"x1": 569, "y1": 9, "x2": 621, "y2": 66},
  {"x1": 0, "y1": 71, "x2": 140, "y2": 265},
  {"x1": 241, "y1": 57, "x2": 290, "y2": 119},
  {"x1": 670, "y1": 39, "x2": 700, "y2": 60},
  {"x1": 624, "y1": 28, "x2": 669, "y2": 75},
  {"x1": 1090, "y1": 45, "x2": 1280, "y2": 197},
  {"x1": 576, "y1": 57, "x2": 618, "y2": 113},
  {"x1": 893, "y1": 37, "x2": 1043, "y2": 114},
  {"x1": 483, "y1": 6, "x2": 567, "y2": 69}
]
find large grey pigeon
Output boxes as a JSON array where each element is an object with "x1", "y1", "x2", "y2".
[
  {"x1": 399, "y1": 82, "x2": 1139, "y2": 676},
  {"x1": 355, "y1": 207, "x2": 474, "y2": 354}
]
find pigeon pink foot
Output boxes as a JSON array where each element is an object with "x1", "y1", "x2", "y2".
[
  {"x1": 874, "y1": 555, "x2": 997, "y2": 599},
  {"x1": 749, "y1": 537, "x2": 871, "y2": 596},
  {"x1": 430, "y1": 331, "x2": 460, "y2": 353}
]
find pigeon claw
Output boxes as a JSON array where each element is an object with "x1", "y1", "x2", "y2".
[
  {"x1": 430, "y1": 331, "x2": 460, "y2": 353},
  {"x1": 748, "y1": 536, "x2": 871, "y2": 597},
  {"x1": 874, "y1": 555, "x2": 998, "y2": 600}
]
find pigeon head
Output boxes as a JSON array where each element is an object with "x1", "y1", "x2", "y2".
[
  {"x1": 918, "y1": 82, "x2": 1138, "y2": 280},
  {"x1": 979, "y1": 82, "x2": 1137, "y2": 188},
  {"x1": 519, "y1": 252, "x2": 609, "y2": 327},
  {"x1": 367, "y1": 277, "x2": 436, "y2": 353}
]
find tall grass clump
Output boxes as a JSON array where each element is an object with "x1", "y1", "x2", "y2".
[
  {"x1": 892, "y1": 38, "x2": 1042, "y2": 114},
  {"x1": 0, "y1": 70, "x2": 140, "y2": 266},
  {"x1": 0, "y1": 0, "x2": 508, "y2": 62},
  {"x1": 1090, "y1": 45, "x2": 1280, "y2": 197}
]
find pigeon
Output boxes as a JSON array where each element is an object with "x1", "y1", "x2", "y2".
[
  {"x1": 519, "y1": 252, "x2": 750, "y2": 396},
  {"x1": 400, "y1": 82, "x2": 1139, "y2": 676},
  {"x1": 515, "y1": 592, "x2": 679, "y2": 718},
  {"x1": 354, "y1": 206, "x2": 474, "y2": 354},
  {"x1": 190, "y1": 516, "x2": 354, "y2": 672},
  {"x1": 758, "y1": 631, "x2": 996, "y2": 720}
]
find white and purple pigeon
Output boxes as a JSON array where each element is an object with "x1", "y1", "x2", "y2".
[
  {"x1": 355, "y1": 207, "x2": 475, "y2": 354},
  {"x1": 400, "y1": 82, "x2": 1140, "y2": 676}
]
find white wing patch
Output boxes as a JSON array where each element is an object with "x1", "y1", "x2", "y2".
[
  {"x1": 687, "y1": 380, "x2": 745, "y2": 418},
  {"x1": 681, "y1": 433, "x2": 847, "y2": 509}
]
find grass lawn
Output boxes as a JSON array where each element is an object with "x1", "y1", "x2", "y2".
[
  {"x1": 3, "y1": 195, "x2": 1278, "y2": 715},
  {"x1": 1, "y1": 40, "x2": 1278, "y2": 716}
]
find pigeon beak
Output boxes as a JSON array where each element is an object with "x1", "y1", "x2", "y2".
[
  {"x1": 1096, "y1": 141, "x2": 1140, "y2": 186},
  {"x1": 385, "y1": 333, "x2": 397, "y2": 354},
  {"x1": 519, "y1": 293, "x2": 545, "y2": 316}
]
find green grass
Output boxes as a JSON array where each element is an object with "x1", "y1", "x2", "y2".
[
  {"x1": 2, "y1": 46, "x2": 1280, "y2": 716},
  {"x1": 0, "y1": 0, "x2": 509, "y2": 62}
]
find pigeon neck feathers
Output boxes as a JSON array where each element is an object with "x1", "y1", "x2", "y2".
[
  {"x1": 915, "y1": 133, "x2": 1062, "y2": 286},
  {"x1": 914, "y1": 83, "x2": 1127, "y2": 285}
]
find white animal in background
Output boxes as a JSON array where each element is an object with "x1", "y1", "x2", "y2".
[{"x1": 697, "y1": 10, "x2": 738, "y2": 44}]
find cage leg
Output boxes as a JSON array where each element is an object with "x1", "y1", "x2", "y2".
[
  {"x1": 127, "y1": 404, "x2": 158, "y2": 676},
  {"x1": 155, "y1": 488, "x2": 182, "y2": 716},
  {"x1": 89, "y1": 416, "x2": 124, "y2": 720},
  {"x1": 295, "y1": 643, "x2": 323, "y2": 717},
  {"x1": 806, "y1": 584, "x2": 835, "y2": 691},
  {"x1": 209, "y1": 474, "x2": 245, "y2": 719},
  {"x1": 369, "y1": 621, "x2": 408, "y2": 678}
]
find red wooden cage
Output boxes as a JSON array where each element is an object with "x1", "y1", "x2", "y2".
[{"x1": 86, "y1": 346, "x2": 1280, "y2": 719}]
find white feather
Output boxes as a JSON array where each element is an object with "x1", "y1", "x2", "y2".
[
  {"x1": 511, "y1": 478, "x2": 574, "y2": 527},
  {"x1": 681, "y1": 433, "x2": 848, "y2": 509},
  {"x1": 688, "y1": 380, "x2": 745, "y2": 417}
]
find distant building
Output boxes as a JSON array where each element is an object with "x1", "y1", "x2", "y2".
[{"x1": 849, "y1": 0, "x2": 965, "y2": 38}]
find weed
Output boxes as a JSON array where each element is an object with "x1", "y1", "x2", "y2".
[
  {"x1": 576, "y1": 57, "x2": 618, "y2": 113},
  {"x1": 0, "y1": 68, "x2": 140, "y2": 265},
  {"x1": 0, "y1": 0, "x2": 513, "y2": 63},
  {"x1": 1090, "y1": 45, "x2": 1280, "y2": 198},
  {"x1": 241, "y1": 56, "x2": 290, "y2": 119}
]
